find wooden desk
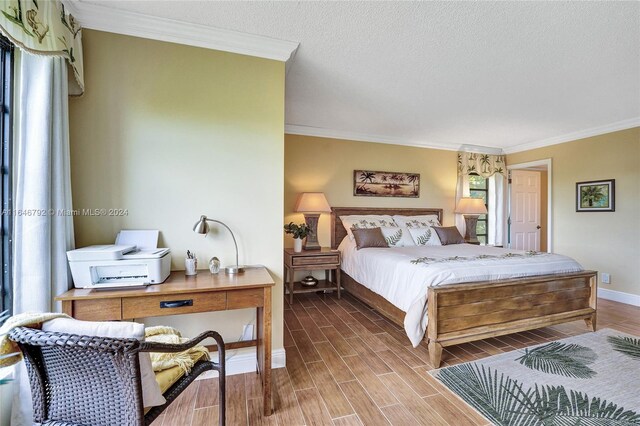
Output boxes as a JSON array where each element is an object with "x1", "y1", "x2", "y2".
[{"x1": 56, "y1": 267, "x2": 275, "y2": 416}]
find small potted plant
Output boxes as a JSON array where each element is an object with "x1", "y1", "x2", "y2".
[{"x1": 284, "y1": 222, "x2": 311, "y2": 253}]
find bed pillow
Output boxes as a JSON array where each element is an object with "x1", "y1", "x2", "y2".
[
  {"x1": 42, "y1": 317, "x2": 166, "y2": 408},
  {"x1": 407, "y1": 227, "x2": 442, "y2": 246},
  {"x1": 379, "y1": 227, "x2": 415, "y2": 247},
  {"x1": 432, "y1": 226, "x2": 465, "y2": 245},
  {"x1": 392, "y1": 215, "x2": 441, "y2": 229},
  {"x1": 352, "y1": 228, "x2": 389, "y2": 250},
  {"x1": 340, "y1": 215, "x2": 397, "y2": 240}
]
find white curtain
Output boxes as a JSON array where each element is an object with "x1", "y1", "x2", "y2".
[
  {"x1": 454, "y1": 173, "x2": 470, "y2": 236},
  {"x1": 455, "y1": 152, "x2": 507, "y2": 246},
  {"x1": 11, "y1": 52, "x2": 75, "y2": 426}
]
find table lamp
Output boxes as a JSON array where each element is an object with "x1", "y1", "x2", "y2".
[
  {"x1": 455, "y1": 197, "x2": 487, "y2": 244},
  {"x1": 294, "y1": 192, "x2": 331, "y2": 250},
  {"x1": 193, "y1": 215, "x2": 244, "y2": 274}
]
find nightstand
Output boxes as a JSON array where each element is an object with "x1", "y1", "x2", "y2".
[{"x1": 283, "y1": 247, "x2": 341, "y2": 304}]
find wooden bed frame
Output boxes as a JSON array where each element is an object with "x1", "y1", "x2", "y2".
[{"x1": 331, "y1": 207, "x2": 597, "y2": 367}]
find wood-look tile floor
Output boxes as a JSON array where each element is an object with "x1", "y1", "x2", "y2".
[{"x1": 152, "y1": 295, "x2": 640, "y2": 426}]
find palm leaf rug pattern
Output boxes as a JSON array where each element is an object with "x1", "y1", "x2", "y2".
[
  {"x1": 515, "y1": 342, "x2": 597, "y2": 378},
  {"x1": 432, "y1": 330, "x2": 640, "y2": 426},
  {"x1": 608, "y1": 336, "x2": 640, "y2": 360}
]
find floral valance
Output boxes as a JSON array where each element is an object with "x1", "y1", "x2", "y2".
[
  {"x1": 0, "y1": 0, "x2": 83, "y2": 95},
  {"x1": 457, "y1": 151, "x2": 506, "y2": 178}
]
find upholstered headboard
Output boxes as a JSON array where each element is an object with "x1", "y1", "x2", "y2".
[{"x1": 330, "y1": 207, "x2": 444, "y2": 249}]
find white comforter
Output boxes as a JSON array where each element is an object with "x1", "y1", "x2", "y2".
[{"x1": 338, "y1": 238, "x2": 583, "y2": 347}]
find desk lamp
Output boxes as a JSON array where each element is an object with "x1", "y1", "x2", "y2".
[{"x1": 193, "y1": 215, "x2": 244, "y2": 274}]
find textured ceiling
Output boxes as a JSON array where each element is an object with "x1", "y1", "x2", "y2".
[{"x1": 82, "y1": 1, "x2": 640, "y2": 151}]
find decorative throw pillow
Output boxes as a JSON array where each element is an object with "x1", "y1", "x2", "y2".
[
  {"x1": 392, "y1": 215, "x2": 441, "y2": 229},
  {"x1": 379, "y1": 227, "x2": 416, "y2": 247},
  {"x1": 408, "y1": 227, "x2": 442, "y2": 246},
  {"x1": 352, "y1": 228, "x2": 389, "y2": 250},
  {"x1": 42, "y1": 317, "x2": 166, "y2": 408},
  {"x1": 432, "y1": 226, "x2": 466, "y2": 245},
  {"x1": 340, "y1": 215, "x2": 397, "y2": 240}
]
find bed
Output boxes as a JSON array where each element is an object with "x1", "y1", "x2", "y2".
[{"x1": 331, "y1": 207, "x2": 597, "y2": 368}]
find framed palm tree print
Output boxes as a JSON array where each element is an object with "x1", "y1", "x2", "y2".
[
  {"x1": 354, "y1": 170, "x2": 420, "y2": 197},
  {"x1": 576, "y1": 179, "x2": 615, "y2": 212}
]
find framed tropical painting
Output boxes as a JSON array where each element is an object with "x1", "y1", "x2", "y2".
[
  {"x1": 354, "y1": 170, "x2": 420, "y2": 198},
  {"x1": 576, "y1": 179, "x2": 615, "y2": 212}
]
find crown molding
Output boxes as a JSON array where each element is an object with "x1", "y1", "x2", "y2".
[
  {"x1": 503, "y1": 117, "x2": 640, "y2": 154},
  {"x1": 68, "y1": 1, "x2": 299, "y2": 63},
  {"x1": 287, "y1": 118, "x2": 640, "y2": 155},
  {"x1": 285, "y1": 124, "x2": 464, "y2": 152}
]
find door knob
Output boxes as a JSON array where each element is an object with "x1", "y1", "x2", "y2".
[{"x1": 536, "y1": 225, "x2": 541, "y2": 229}]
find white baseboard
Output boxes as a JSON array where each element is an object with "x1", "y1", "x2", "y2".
[
  {"x1": 598, "y1": 288, "x2": 640, "y2": 307},
  {"x1": 197, "y1": 348, "x2": 286, "y2": 379}
]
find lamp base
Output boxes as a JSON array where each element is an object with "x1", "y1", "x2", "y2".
[
  {"x1": 303, "y1": 213, "x2": 321, "y2": 250},
  {"x1": 463, "y1": 214, "x2": 480, "y2": 244},
  {"x1": 224, "y1": 265, "x2": 245, "y2": 274}
]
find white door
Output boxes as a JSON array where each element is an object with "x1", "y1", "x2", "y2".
[{"x1": 510, "y1": 170, "x2": 541, "y2": 251}]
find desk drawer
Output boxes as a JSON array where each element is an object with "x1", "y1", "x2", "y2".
[
  {"x1": 122, "y1": 292, "x2": 226, "y2": 319},
  {"x1": 227, "y1": 288, "x2": 264, "y2": 309},
  {"x1": 292, "y1": 255, "x2": 339, "y2": 266},
  {"x1": 74, "y1": 299, "x2": 122, "y2": 321}
]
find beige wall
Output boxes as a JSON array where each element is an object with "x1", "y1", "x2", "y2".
[
  {"x1": 69, "y1": 30, "x2": 285, "y2": 349},
  {"x1": 508, "y1": 127, "x2": 640, "y2": 296},
  {"x1": 285, "y1": 135, "x2": 458, "y2": 248}
]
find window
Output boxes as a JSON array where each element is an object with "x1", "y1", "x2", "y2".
[
  {"x1": 0, "y1": 35, "x2": 12, "y2": 316},
  {"x1": 469, "y1": 173, "x2": 488, "y2": 244}
]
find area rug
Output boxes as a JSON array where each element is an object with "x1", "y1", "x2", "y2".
[{"x1": 431, "y1": 329, "x2": 640, "y2": 425}]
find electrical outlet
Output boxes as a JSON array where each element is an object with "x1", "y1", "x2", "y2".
[
  {"x1": 601, "y1": 273, "x2": 610, "y2": 284},
  {"x1": 241, "y1": 324, "x2": 254, "y2": 341}
]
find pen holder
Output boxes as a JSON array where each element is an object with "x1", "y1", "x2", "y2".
[{"x1": 185, "y1": 258, "x2": 197, "y2": 276}]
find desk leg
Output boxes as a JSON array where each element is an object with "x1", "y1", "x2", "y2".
[
  {"x1": 257, "y1": 286, "x2": 272, "y2": 416},
  {"x1": 61, "y1": 300, "x2": 73, "y2": 316}
]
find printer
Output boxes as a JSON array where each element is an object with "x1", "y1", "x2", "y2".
[{"x1": 67, "y1": 230, "x2": 171, "y2": 289}]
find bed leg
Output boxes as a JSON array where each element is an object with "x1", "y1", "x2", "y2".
[
  {"x1": 584, "y1": 313, "x2": 597, "y2": 332},
  {"x1": 428, "y1": 340, "x2": 443, "y2": 368}
]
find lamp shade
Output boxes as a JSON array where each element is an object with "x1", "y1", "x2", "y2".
[
  {"x1": 455, "y1": 197, "x2": 487, "y2": 215},
  {"x1": 295, "y1": 192, "x2": 331, "y2": 213},
  {"x1": 193, "y1": 215, "x2": 209, "y2": 234}
]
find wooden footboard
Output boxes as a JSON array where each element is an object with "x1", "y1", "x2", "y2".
[
  {"x1": 340, "y1": 269, "x2": 597, "y2": 368},
  {"x1": 426, "y1": 271, "x2": 598, "y2": 367}
]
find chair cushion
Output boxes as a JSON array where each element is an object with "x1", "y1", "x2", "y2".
[
  {"x1": 42, "y1": 318, "x2": 166, "y2": 408},
  {"x1": 155, "y1": 365, "x2": 185, "y2": 395},
  {"x1": 144, "y1": 352, "x2": 207, "y2": 414},
  {"x1": 155, "y1": 351, "x2": 207, "y2": 394}
]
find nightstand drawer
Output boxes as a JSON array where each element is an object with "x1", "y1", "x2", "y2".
[{"x1": 292, "y1": 255, "x2": 339, "y2": 266}]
